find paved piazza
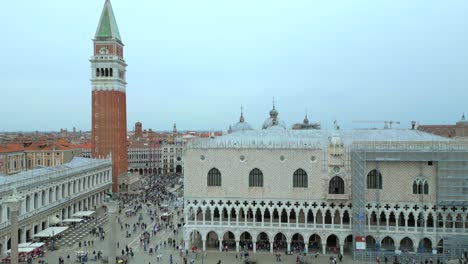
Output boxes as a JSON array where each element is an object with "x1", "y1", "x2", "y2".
[{"x1": 33, "y1": 179, "x2": 364, "y2": 264}]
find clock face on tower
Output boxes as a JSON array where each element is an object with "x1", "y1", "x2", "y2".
[{"x1": 99, "y1": 46, "x2": 109, "y2": 55}]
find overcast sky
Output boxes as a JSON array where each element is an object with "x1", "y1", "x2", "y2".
[{"x1": 1, "y1": 0, "x2": 467, "y2": 132}]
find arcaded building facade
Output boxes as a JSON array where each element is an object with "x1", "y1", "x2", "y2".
[
  {"x1": 183, "y1": 108, "x2": 468, "y2": 255},
  {"x1": 0, "y1": 157, "x2": 112, "y2": 254}
]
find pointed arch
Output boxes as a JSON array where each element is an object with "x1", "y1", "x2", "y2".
[
  {"x1": 207, "y1": 168, "x2": 221, "y2": 186},
  {"x1": 367, "y1": 169, "x2": 382, "y2": 189},
  {"x1": 249, "y1": 168, "x2": 263, "y2": 187},
  {"x1": 329, "y1": 176, "x2": 344, "y2": 194},
  {"x1": 293, "y1": 168, "x2": 308, "y2": 188}
]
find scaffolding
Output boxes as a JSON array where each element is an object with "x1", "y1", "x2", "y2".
[{"x1": 350, "y1": 141, "x2": 468, "y2": 261}]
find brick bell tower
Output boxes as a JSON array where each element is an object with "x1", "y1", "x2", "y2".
[{"x1": 91, "y1": 0, "x2": 128, "y2": 192}]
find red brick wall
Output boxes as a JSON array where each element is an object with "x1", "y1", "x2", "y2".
[{"x1": 91, "y1": 90, "x2": 128, "y2": 192}]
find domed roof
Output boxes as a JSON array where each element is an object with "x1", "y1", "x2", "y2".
[
  {"x1": 232, "y1": 122, "x2": 253, "y2": 132},
  {"x1": 262, "y1": 103, "x2": 287, "y2": 130},
  {"x1": 270, "y1": 106, "x2": 278, "y2": 117},
  {"x1": 457, "y1": 113, "x2": 468, "y2": 125},
  {"x1": 231, "y1": 107, "x2": 253, "y2": 133}
]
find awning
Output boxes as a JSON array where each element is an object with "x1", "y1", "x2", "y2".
[
  {"x1": 7, "y1": 247, "x2": 36, "y2": 253},
  {"x1": 29, "y1": 242, "x2": 45, "y2": 248},
  {"x1": 48, "y1": 215, "x2": 61, "y2": 226},
  {"x1": 18, "y1": 243, "x2": 32, "y2": 248},
  {"x1": 72, "y1": 211, "x2": 96, "y2": 218},
  {"x1": 33, "y1": 226, "x2": 68, "y2": 238},
  {"x1": 60, "y1": 218, "x2": 84, "y2": 223}
]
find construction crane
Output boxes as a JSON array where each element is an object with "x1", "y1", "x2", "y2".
[{"x1": 352, "y1": 120, "x2": 401, "y2": 129}]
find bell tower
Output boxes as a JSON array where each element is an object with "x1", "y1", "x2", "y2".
[{"x1": 91, "y1": 0, "x2": 128, "y2": 192}]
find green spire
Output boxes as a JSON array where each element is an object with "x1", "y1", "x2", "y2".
[{"x1": 95, "y1": 0, "x2": 122, "y2": 42}]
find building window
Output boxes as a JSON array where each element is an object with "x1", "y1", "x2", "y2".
[
  {"x1": 367, "y1": 169, "x2": 382, "y2": 189},
  {"x1": 249, "y1": 168, "x2": 263, "y2": 187},
  {"x1": 413, "y1": 178, "x2": 429, "y2": 195},
  {"x1": 293, "y1": 169, "x2": 308, "y2": 188},
  {"x1": 207, "y1": 168, "x2": 221, "y2": 187},
  {"x1": 329, "y1": 176, "x2": 345, "y2": 194}
]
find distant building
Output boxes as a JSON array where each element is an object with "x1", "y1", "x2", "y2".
[
  {"x1": 292, "y1": 114, "x2": 321, "y2": 130},
  {"x1": 417, "y1": 114, "x2": 468, "y2": 138},
  {"x1": 0, "y1": 140, "x2": 82, "y2": 175}
]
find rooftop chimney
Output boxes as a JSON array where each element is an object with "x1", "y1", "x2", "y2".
[{"x1": 411, "y1": 121, "x2": 416, "y2": 130}]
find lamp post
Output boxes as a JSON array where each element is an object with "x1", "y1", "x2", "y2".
[
  {"x1": 4, "y1": 187, "x2": 23, "y2": 264},
  {"x1": 51, "y1": 230, "x2": 55, "y2": 251}
]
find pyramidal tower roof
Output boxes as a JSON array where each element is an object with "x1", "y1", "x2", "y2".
[{"x1": 95, "y1": 0, "x2": 122, "y2": 42}]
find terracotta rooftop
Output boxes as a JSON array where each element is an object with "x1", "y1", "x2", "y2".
[{"x1": 0, "y1": 143, "x2": 25, "y2": 153}]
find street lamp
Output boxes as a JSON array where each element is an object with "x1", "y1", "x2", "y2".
[{"x1": 51, "y1": 230, "x2": 55, "y2": 251}]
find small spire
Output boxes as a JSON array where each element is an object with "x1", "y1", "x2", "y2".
[
  {"x1": 333, "y1": 120, "x2": 340, "y2": 130},
  {"x1": 95, "y1": 0, "x2": 122, "y2": 42},
  {"x1": 462, "y1": 113, "x2": 466, "y2": 121},
  {"x1": 239, "y1": 105, "x2": 245, "y2": 123},
  {"x1": 303, "y1": 110, "x2": 309, "y2": 125},
  {"x1": 269, "y1": 98, "x2": 278, "y2": 118}
]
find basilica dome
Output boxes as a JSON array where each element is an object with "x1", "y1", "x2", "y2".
[
  {"x1": 262, "y1": 104, "x2": 287, "y2": 130},
  {"x1": 231, "y1": 108, "x2": 253, "y2": 133}
]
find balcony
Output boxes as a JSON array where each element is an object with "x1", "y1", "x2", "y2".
[{"x1": 326, "y1": 193, "x2": 350, "y2": 200}]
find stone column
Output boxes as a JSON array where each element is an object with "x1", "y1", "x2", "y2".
[
  {"x1": 386, "y1": 215, "x2": 390, "y2": 231},
  {"x1": 340, "y1": 243, "x2": 344, "y2": 255},
  {"x1": 270, "y1": 209, "x2": 273, "y2": 227},
  {"x1": 322, "y1": 243, "x2": 326, "y2": 254},
  {"x1": 4, "y1": 188, "x2": 23, "y2": 264},
  {"x1": 287, "y1": 240, "x2": 291, "y2": 252},
  {"x1": 218, "y1": 239, "x2": 223, "y2": 252},
  {"x1": 236, "y1": 240, "x2": 240, "y2": 252},
  {"x1": 253, "y1": 241, "x2": 257, "y2": 253},
  {"x1": 261, "y1": 210, "x2": 265, "y2": 227},
  {"x1": 270, "y1": 242, "x2": 274, "y2": 253},
  {"x1": 20, "y1": 229, "x2": 26, "y2": 243},
  {"x1": 219, "y1": 210, "x2": 222, "y2": 226},
  {"x1": 313, "y1": 213, "x2": 317, "y2": 228},
  {"x1": 304, "y1": 211, "x2": 308, "y2": 228},
  {"x1": 235, "y1": 209, "x2": 239, "y2": 226},
  {"x1": 331, "y1": 212, "x2": 335, "y2": 229},
  {"x1": 105, "y1": 200, "x2": 118, "y2": 264},
  {"x1": 404, "y1": 215, "x2": 408, "y2": 232},
  {"x1": 3, "y1": 236, "x2": 8, "y2": 256},
  {"x1": 202, "y1": 239, "x2": 206, "y2": 251},
  {"x1": 210, "y1": 211, "x2": 214, "y2": 226},
  {"x1": 202, "y1": 209, "x2": 206, "y2": 226}
]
